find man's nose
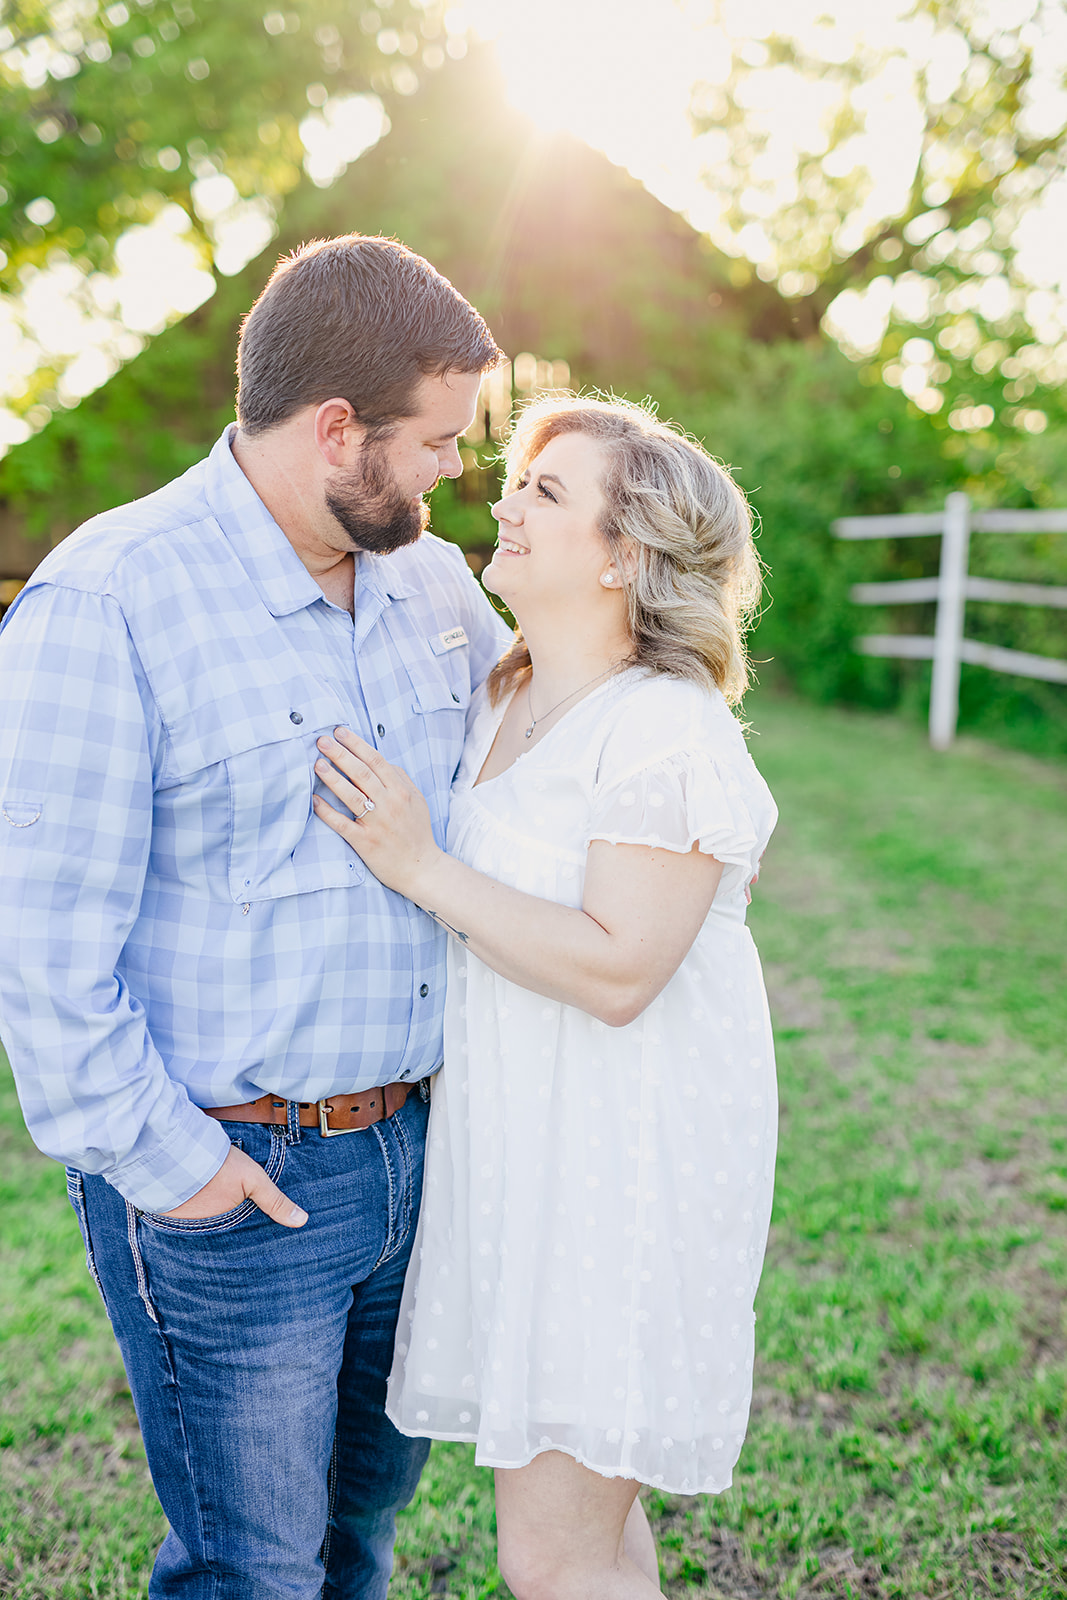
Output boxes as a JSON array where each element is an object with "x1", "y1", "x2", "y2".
[{"x1": 439, "y1": 440, "x2": 464, "y2": 479}]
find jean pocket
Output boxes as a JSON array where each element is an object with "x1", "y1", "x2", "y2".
[
  {"x1": 139, "y1": 1130, "x2": 287, "y2": 1236},
  {"x1": 65, "y1": 1167, "x2": 107, "y2": 1305}
]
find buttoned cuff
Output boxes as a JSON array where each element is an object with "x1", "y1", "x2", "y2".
[{"x1": 105, "y1": 1096, "x2": 233, "y2": 1213}]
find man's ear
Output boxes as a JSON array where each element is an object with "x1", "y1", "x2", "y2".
[{"x1": 313, "y1": 399, "x2": 365, "y2": 467}]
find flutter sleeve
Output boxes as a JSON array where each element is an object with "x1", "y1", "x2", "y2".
[{"x1": 585, "y1": 679, "x2": 776, "y2": 874}]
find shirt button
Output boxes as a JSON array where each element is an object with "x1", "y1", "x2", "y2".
[
  {"x1": 377, "y1": 723, "x2": 386, "y2": 737},
  {"x1": 419, "y1": 983, "x2": 429, "y2": 998},
  {"x1": 289, "y1": 711, "x2": 303, "y2": 725}
]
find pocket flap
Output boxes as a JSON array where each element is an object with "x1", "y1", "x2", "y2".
[
  {"x1": 410, "y1": 675, "x2": 464, "y2": 715},
  {"x1": 163, "y1": 685, "x2": 347, "y2": 780}
]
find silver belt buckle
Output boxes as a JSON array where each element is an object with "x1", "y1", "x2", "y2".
[{"x1": 317, "y1": 1097, "x2": 362, "y2": 1137}]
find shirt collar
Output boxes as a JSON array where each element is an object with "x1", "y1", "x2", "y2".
[
  {"x1": 357, "y1": 547, "x2": 418, "y2": 604},
  {"x1": 204, "y1": 425, "x2": 419, "y2": 614},
  {"x1": 204, "y1": 426, "x2": 324, "y2": 618}
]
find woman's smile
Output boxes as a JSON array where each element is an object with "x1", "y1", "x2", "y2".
[{"x1": 482, "y1": 432, "x2": 618, "y2": 612}]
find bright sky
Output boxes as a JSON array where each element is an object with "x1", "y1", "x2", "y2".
[
  {"x1": 3, "y1": 0, "x2": 1067, "y2": 452},
  {"x1": 465, "y1": 0, "x2": 1067, "y2": 313}
]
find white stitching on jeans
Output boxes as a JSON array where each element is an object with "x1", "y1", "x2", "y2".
[
  {"x1": 66, "y1": 1169, "x2": 107, "y2": 1303},
  {"x1": 371, "y1": 1121, "x2": 398, "y2": 1268},
  {"x1": 125, "y1": 1200, "x2": 160, "y2": 1323},
  {"x1": 392, "y1": 1108, "x2": 415, "y2": 1247},
  {"x1": 321, "y1": 1433, "x2": 340, "y2": 1576}
]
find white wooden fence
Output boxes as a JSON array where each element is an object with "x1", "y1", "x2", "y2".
[{"x1": 833, "y1": 493, "x2": 1067, "y2": 748}]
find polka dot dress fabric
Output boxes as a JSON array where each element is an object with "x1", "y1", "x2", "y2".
[{"x1": 386, "y1": 670, "x2": 779, "y2": 1493}]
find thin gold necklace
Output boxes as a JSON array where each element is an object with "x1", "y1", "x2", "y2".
[{"x1": 524, "y1": 666, "x2": 617, "y2": 739}]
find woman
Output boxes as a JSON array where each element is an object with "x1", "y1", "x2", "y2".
[{"x1": 313, "y1": 396, "x2": 777, "y2": 1599}]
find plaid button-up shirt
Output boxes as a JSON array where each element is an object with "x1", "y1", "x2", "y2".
[{"x1": 0, "y1": 427, "x2": 511, "y2": 1211}]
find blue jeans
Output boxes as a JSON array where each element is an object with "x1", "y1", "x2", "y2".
[{"x1": 68, "y1": 1090, "x2": 431, "y2": 1599}]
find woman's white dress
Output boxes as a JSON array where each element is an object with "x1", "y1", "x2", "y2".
[{"x1": 386, "y1": 669, "x2": 778, "y2": 1494}]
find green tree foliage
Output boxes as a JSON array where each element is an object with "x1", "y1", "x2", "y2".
[
  {"x1": 692, "y1": 0, "x2": 1067, "y2": 434},
  {"x1": 0, "y1": 0, "x2": 442, "y2": 279},
  {"x1": 0, "y1": 0, "x2": 445, "y2": 413},
  {"x1": 0, "y1": 264, "x2": 251, "y2": 531}
]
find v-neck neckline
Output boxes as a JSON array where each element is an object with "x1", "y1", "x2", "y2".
[{"x1": 468, "y1": 668, "x2": 639, "y2": 791}]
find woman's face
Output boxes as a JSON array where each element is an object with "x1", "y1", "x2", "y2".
[{"x1": 482, "y1": 431, "x2": 615, "y2": 615}]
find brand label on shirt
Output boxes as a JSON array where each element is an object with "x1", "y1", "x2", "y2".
[{"x1": 436, "y1": 626, "x2": 469, "y2": 652}]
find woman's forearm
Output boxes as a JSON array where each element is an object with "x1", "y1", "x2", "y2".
[
  {"x1": 409, "y1": 841, "x2": 721, "y2": 1027},
  {"x1": 410, "y1": 850, "x2": 634, "y2": 1024},
  {"x1": 310, "y1": 728, "x2": 721, "y2": 1025}
]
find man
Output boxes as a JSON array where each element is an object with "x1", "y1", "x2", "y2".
[{"x1": 0, "y1": 234, "x2": 511, "y2": 1598}]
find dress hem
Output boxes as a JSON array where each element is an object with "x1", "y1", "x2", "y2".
[{"x1": 387, "y1": 1417, "x2": 733, "y2": 1496}]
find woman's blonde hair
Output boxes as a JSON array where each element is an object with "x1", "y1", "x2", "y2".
[{"x1": 487, "y1": 394, "x2": 763, "y2": 708}]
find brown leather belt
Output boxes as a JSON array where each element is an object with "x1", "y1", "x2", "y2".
[{"x1": 202, "y1": 1081, "x2": 416, "y2": 1139}]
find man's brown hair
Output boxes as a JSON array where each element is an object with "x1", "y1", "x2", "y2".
[{"x1": 236, "y1": 234, "x2": 502, "y2": 435}]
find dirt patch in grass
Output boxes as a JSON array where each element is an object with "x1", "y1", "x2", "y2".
[
  {"x1": 948, "y1": 1529, "x2": 1067, "y2": 1600},
  {"x1": 656, "y1": 1513, "x2": 1066, "y2": 1600},
  {"x1": 747, "y1": 1382, "x2": 859, "y2": 1437},
  {"x1": 762, "y1": 969, "x2": 830, "y2": 1035},
  {"x1": 797, "y1": 1549, "x2": 892, "y2": 1598},
  {"x1": 657, "y1": 1512, "x2": 897, "y2": 1600},
  {"x1": 656, "y1": 1503, "x2": 774, "y2": 1599},
  {"x1": 0, "y1": 1432, "x2": 161, "y2": 1598},
  {"x1": 1005, "y1": 1254, "x2": 1067, "y2": 1366},
  {"x1": 393, "y1": 1546, "x2": 468, "y2": 1596}
]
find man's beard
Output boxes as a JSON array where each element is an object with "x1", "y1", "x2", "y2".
[{"x1": 324, "y1": 440, "x2": 430, "y2": 555}]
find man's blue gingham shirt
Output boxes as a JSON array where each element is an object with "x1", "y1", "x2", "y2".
[{"x1": 0, "y1": 426, "x2": 511, "y2": 1211}]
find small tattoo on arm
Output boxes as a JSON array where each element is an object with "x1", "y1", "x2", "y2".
[{"x1": 430, "y1": 911, "x2": 469, "y2": 944}]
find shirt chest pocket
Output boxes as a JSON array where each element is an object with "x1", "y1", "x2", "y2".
[
  {"x1": 163, "y1": 687, "x2": 366, "y2": 903},
  {"x1": 402, "y1": 656, "x2": 468, "y2": 830}
]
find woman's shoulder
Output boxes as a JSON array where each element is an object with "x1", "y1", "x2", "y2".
[
  {"x1": 590, "y1": 671, "x2": 777, "y2": 857},
  {"x1": 601, "y1": 670, "x2": 745, "y2": 756},
  {"x1": 589, "y1": 669, "x2": 776, "y2": 807}
]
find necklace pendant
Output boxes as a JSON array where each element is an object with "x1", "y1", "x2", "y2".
[{"x1": 524, "y1": 726, "x2": 534, "y2": 739}]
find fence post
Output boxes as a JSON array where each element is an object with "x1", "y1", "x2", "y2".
[{"x1": 929, "y1": 491, "x2": 971, "y2": 749}]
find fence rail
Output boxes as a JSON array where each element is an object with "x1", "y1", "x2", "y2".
[
  {"x1": 833, "y1": 492, "x2": 1067, "y2": 748},
  {"x1": 851, "y1": 577, "x2": 1067, "y2": 609}
]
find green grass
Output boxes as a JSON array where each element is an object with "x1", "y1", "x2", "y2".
[{"x1": 2, "y1": 693, "x2": 1065, "y2": 1598}]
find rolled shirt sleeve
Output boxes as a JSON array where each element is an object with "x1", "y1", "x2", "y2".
[{"x1": 0, "y1": 582, "x2": 231, "y2": 1210}]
